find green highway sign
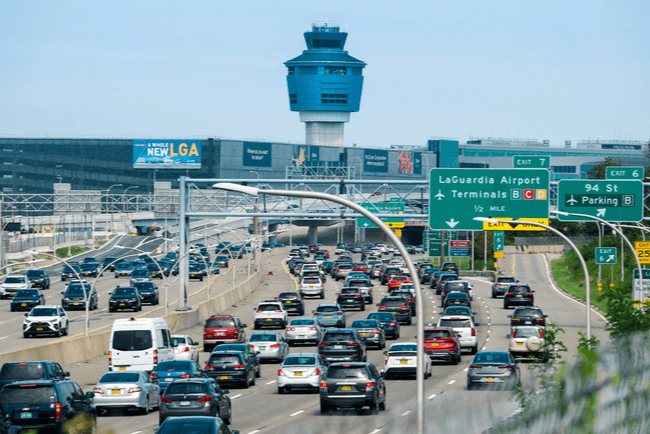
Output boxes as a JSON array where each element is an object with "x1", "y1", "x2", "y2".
[
  {"x1": 557, "y1": 180, "x2": 643, "y2": 222},
  {"x1": 513, "y1": 156, "x2": 550, "y2": 169},
  {"x1": 356, "y1": 199, "x2": 404, "y2": 229},
  {"x1": 606, "y1": 166, "x2": 645, "y2": 180},
  {"x1": 595, "y1": 247, "x2": 617, "y2": 264},
  {"x1": 494, "y1": 231, "x2": 504, "y2": 252},
  {"x1": 424, "y1": 230, "x2": 457, "y2": 256},
  {"x1": 429, "y1": 168, "x2": 550, "y2": 230}
]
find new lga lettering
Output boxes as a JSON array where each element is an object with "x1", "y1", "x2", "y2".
[
  {"x1": 437, "y1": 175, "x2": 543, "y2": 186},
  {"x1": 146, "y1": 142, "x2": 199, "y2": 157}
]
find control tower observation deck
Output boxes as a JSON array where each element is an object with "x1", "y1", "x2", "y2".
[{"x1": 284, "y1": 21, "x2": 366, "y2": 147}]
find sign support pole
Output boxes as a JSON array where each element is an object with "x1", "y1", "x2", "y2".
[
  {"x1": 598, "y1": 223, "x2": 602, "y2": 284},
  {"x1": 483, "y1": 231, "x2": 487, "y2": 271},
  {"x1": 471, "y1": 231, "x2": 474, "y2": 271}
]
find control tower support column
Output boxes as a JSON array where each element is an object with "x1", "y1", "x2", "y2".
[{"x1": 308, "y1": 226, "x2": 318, "y2": 245}]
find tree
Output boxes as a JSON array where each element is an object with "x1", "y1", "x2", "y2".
[{"x1": 586, "y1": 157, "x2": 620, "y2": 179}]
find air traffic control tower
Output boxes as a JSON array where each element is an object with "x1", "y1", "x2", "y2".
[{"x1": 285, "y1": 21, "x2": 366, "y2": 147}]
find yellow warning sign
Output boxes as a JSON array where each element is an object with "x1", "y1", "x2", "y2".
[
  {"x1": 635, "y1": 241, "x2": 650, "y2": 264},
  {"x1": 494, "y1": 251, "x2": 504, "y2": 258},
  {"x1": 482, "y1": 218, "x2": 548, "y2": 231},
  {"x1": 395, "y1": 229, "x2": 402, "y2": 237},
  {"x1": 385, "y1": 222, "x2": 405, "y2": 228}
]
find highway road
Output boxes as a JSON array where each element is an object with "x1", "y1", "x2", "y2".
[{"x1": 45, "y1": 245, "x2": 610, "y2": 434}]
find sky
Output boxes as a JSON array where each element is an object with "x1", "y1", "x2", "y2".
[{"x1": 1, "y1": 1, "x2": 648, "y2": 149}]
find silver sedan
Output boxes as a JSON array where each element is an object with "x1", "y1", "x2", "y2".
[
  {"x1": 285, "y1": 318, "x2": 323, "y2": 346},
  {"x1": 92, "y1": 371, "x2": 160, "y2": 414},
  {"x1": 312, "y1": 304, "x2": 347, "y2": 328},
  {"x1": 247, "y1": 331, "x2": 290, "y2": 362}
]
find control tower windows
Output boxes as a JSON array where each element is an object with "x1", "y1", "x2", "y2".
[
  {"x1": 324, "y1": 67, "x2": 346, "y2": 75},
  {"x1": 288, "y1": 67, "x2": 295, "y2": 75},
  {"x1": 321, "y1": 94, "x2": 348, "y2": 104},
  {"x1": 289, "y1": 94, "x2": 298, "y2": 105},
  {"x1": 312, "y1": 39, "x2": 343, "y2": 49},
  {"x1": 300, "y1": 66, "x2": 318, "y2": 74},
  {"x1": 351, "y1": 68, "x2": 362, "y2": 76}
]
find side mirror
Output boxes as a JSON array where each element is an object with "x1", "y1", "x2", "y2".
[
  {"x1": 108, "y1": 292, "x2": 112, "y2": 295},
  {"x1": 223, "y1": 389, "x2": 230, "y2": 394},
  {"x1": 375, "y1": 303, "x2": 380, "y2": 306},
  {"x1": 532, "y1": 290, "x2": 536, "y2": 293},
  {"x1": 473, "y1": 312, "x2": 477, "y2": 315},
  {"x1": 86, "y1": 391, "x2": 94, "y2": 399},
  {"x1": 380, "y1": 371, "x2": 386, "y2": 378},
  {"x1": 543, "y1": 315, "x2": 548, "y2": 318},
  {"x1": 24, "y1": 313, "x2": 28, "y2": 317},
  {"x1": 62, "y1": 371, "x2": 71, "y2": 377},
  {"x1": 61, "y1": 291, "x2": 64, "y2": 295},
  {"x1": 383, "y1": 351, "x2": 387, "y2": 355},
  {"x1": 507, "y1": 315, "x2": 512, "y2": 318},
  {"x1": 242, "y1": 324, "x2": 247, "y2": 328},
  {"x1": 474, "y1": 323, "x2": 480, "y2": 327}
]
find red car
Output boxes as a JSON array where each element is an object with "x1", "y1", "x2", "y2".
[
  {"x1": 423, "y1": 327, "x2": 462, "y2": 364},
  {"x1": 353, "y1": 263, "x2": 367, "y2": 273},
  {"x1": 202, "y1": 315, "x2": 247, "y2": 353},
  {"x1": 387, "y1": 275, "x2": 410, "y2": 291},
  {"x1": 316, "y1": 250, "x2": 330, "y2": 259}
]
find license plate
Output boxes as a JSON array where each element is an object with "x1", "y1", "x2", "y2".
[
  {"x1": 74, "y1": 302, "x2": 80, "y2": 305},
  {"x1": 220, "y1": 376, "x2": 228, "y2": 380},
  {"x1": 486, "y1": 378, "x2": 495, "y2": 382},
  {"x1": 180, "y1": 401, "x2": 191, "y2": 406},
  {"x1": 111, "y1": 390, "x2": 121, "y2": 394},
  {"x1": 325, "y1": 315, "x2": 331, "y2": 318},
  {"x1": 19, "y1": 412, "x2": 32, "y2": 419},
  {"x1": 360, "y1": 332, "x2": 368, "y2": 336},
  {"x1": 266, "y1": 318, "x2": 272, "y2": 321},
  {"x1": 516, "y1": 343, "x2": 524, "y2": 346},
  {"x1": 217, "y1": 332, "x2": 225, "y2": 336},
  {"x1": 120, "y1": 303, "x2": 125, "y2": 306},
  {"x1": 400, "y1": 360, "x2": 408, "y2": 364},
  {"x1": 259, "y1": 347, "x2": 266, "y2": 350},
  {"x1": 431, "y1": 343, "x2": 439, "y2": 346},
  {"x1": 165, "y1": 378, "x2": 173, "y2": 381},
  {"x1": 335, "y1": 345, "x2": 343, "y2": 349},
  {"x1": 21, "y1": 303, "x2": 26, "y2": 306},
  {"x1": 298, "y1": 336, "x2": 306, "y2": 339},
  {"x1": 294, "y1": 372, "x2": 303, "y2": 376},
  {"x1": 286, "y1": 301, "x2": 291, "y2": 304},
  {"x1": 36, "y1": 328, "x2": 43, "y2": 331},
  {"x1": 517, "y1": 295, "x2": 522, "y2": 298},
  {"x1": 341, "y1": 386, "x2": 352, "y2": 391},
  {"x1": 118, "y1": 367, "x2": 126, "y2": 371},
  {"x1": 309, "y1": 286, "x2": 314, "y2": 289}
]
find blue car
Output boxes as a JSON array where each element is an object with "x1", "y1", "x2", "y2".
[{"x1": 150, "y1": 360, "x2": 206, "y2": 392}]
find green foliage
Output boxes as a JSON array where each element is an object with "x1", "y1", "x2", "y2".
[
  {"x1": 598, "y1": 281, "x2": 650, "y2": 337},
  {"x1": 55, "y1": 246, "x2": 89, "y2": 258},
  {"x1": 586, "y1": 157, "x2": 621, "y2": 179}
]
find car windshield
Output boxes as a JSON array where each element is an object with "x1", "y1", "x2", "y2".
[
  {"x1": 205, "y1": 318, "x2": 235, "y2": 328},
  {"x1": 153, "y1": 361, "x2": 192, "y2": 371},
  {"x1": 326, "y1": 366, "x2": 367, "y2": 379},
  {"x1": 80, "y1": 264, "x2": 96, "y2": 270},
  {"x1": 473, "y1": 353, "x2": 510, "y2": 364},
  {"x1": 132, "y1": 269, "x2": 149, "y2": 277},
  {"x1": 99, "y1": 372, "x2": 140, "y2": 383},
  {"x1": 134, "y1": 283, "x2": 155, "y2": 291},
  {"x1": 208, "y1": 354, "x2": 241, "y2": 364},
  {"x1": 498, "y1": 277, "x2": 517, "y2": 283},
  {"x1": 322, "y1": 332, "x2": 354, "y2": 342},
  {"x1": 171, "y1": 337, "x2": 187, "y2": 347},
  {"x1": 257, "y1": 304, "x2": 280, "y2": 311},
  {"x1": 4, "y1": 277, "x2": 25, "y2": 284},
  {"x1": 446, "y1": 293, "x2": 468, "y2": 300},
  {"x1": 0, "y1": 385, "x2": 55, "y2": 405},
  {"x1": 424, "y1": 330, "x2": 451, "y2": 339},
  {"x1": 351, "y1": 320, "x2": 379, "y2": 328},
  {"x1": 164, "y1": 382, "x2": 208, "y2": 395},
  {"x1": 316, "y1": 306, "x2": 339, "y2": 313},
  {"x1": 389, "y1": 344, "x2": 417, "y2": 352},
  {"x1": 116, "y1": 264, "x2": 132, "y2": 270},
  {"x1": 514, "y1": 309, "x2": 543, "y2": 319},
  {"x1": 14, "y1": 289, "x2": 38, "y2": 297},
  {"x1": 283, "y1": 356, "x2": 316, "y2": 366},
  {"x1": 26, "y1": 270, "x2": 44, "y2": 277},
  {"x1": 446, "y1": 283, "x2": 467, "y2": 291},
  {"x1": 113, "y1": 288, "x2": 136, "y2": 296},
  {"x1": 290, "y1": 319, "x2": 316, "y2": 326},
  {"x1": 112, "y1": 330, "x2": 153, "y2": 351},
  {"x1": 514, "y1": 328, "x2": 541, "y2": 338},
  {"x1": 279, "y1": 293, "x2": 299, "y2": 300},
  {"x1": 302, "y1": 278, "x2": 321, "y2": 284},
  {"x1": 65, "y1": 284, "x2": 89, "y2": 295},
  {"x1": 216, "y1": 256, "x2": 227, "y2": 261},
  {"x1": 439, "y1": 318, "x2": 471, "y2": 328},
  {"x1": 30, "y1": 308, "x2": 57, "y2": 316},
  {"x1": 0, "y1": 363, "x2": 46, "y2": 380},
  {"x1": 340, "y1": 288, "x2": 360, "y2": 295},
  {"x1": 348, "y1": 281, "x2": 370, "y2": 287},
  {"x1": 249, "y1": 334, "x2": 278, "y2": 342},
  {"x1": 510, "y1": 286, "x2": 531, "y2": 293},
  {"x1": 444, "y1": 307, "x2": 471, "y2": 315},
  {"x1": 381, "y1": 298, "x2": 406, "y2": 307}
]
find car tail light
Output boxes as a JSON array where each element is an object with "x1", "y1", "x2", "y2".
[
  {"x1": 527, "y1": 293, "x2": 533, "y2": 296},
  {"x1": 389, "y1": 321, "x2": 395, "y2": 327},
  {"x1": 371, "y1": 330, "x2": 380, "y2": 334},
  {"x1": 400, "y1": 306, "x2": 410, "y2": 310},
  {"x1": 319, "y1": 342, "x2": 331, "y2": 347},
  {"x1": 471, "y1": 328, "x2": 476, "y2": 337},
  {"x1": 233, "y1": 364, "x2": 245, "y2": 370},
  {"x1": 469, "y1": 365, "x2": 481, "y2": 369},
  {"x1": 275, "y1": 309, "x2": 282, "y2": 312},
  {"x1": 378, "y1": 306, "x2": 387, "y2": 310},
  {"x1": 309, "y1": 327, "x2": 317, "y2": 331},
  {"x1": 198, "y1": 394, "x2": 213, "y2": 403},
  {"x1": 536, "y1": 318, "x2": 545, "y2": 322},
  {"x1": 183, "y1": 346, "x2": 190, "y2": 352},
  {"x1": 204, "y1": 365, "x2": 214, "y2": 370},
  {"x1": 313, "y1": 312, "x2": 321, "y2": 316},
  {"x1": 278, "y1": 369, "x2": 286, "y2": 376},
  {"x1": 499, "y1": 366, "x2": 511, "y2": 370},
  {"x1": 256, "y1": 310, "x2": 263, "y2": 313},
  {"x1": 93, "y1": 387, "x2": 104, "y2": 394},
  {"x1": 249, "y1": 344, "x2": 255, "y2": 349},
  {"x1": 150, "y1": 374, "x2": 160, "y2": 380},
  {"x1": 335, "y1": 312, "x2": 342, "y2": 315},
  {"x1": 270, "y1": 343, "x2": 280, "y2": 348},
  {"x1": 160, "y1": 395, "x2": 173, "y2": 404},
  {"x1": 347, "y1": 342, "x2": 359, "y2": 347},
  {"x1": 506, "y1": 292, "x2": 513, "y2": 296},
  {"x1": 108, "y1": 351, "x2": 112, "y2": 368},
  {"x1": 179, "y1": 374, "x2": 191, "y2": 378},
  {"x1": 539, "y1": 330, "x2": 545, "y2": 338},
  {"x1": 408, "y1": 298, "x2": 415, "y2": 303},
  {"x1": 55, "y1": 402, "x2": 62, "y2": 420},
  {"x1": 287, "y1": 327, "x2": 295, "y2": 331},
  {"x1": 320, "y1": 381, "x2": 327, "y2": 388},
  {"x1": 511, "y1": 319, "x2": 521, "y2": 323},
  {"x1": 512, "y1": 331, "x2": 516, "y2": 338},
  {"x1": 153, "y1": 349, "x2": 158, "y2": 366},
  {"x1": 312, "y1": 368, "x2": 320, "y2": 376},
  {"x1": 366, "y1": 381, "x2": 376, "y2": 388},
  {"x1": 128, "y1": 387, "x2": 142, "y2": 393}
]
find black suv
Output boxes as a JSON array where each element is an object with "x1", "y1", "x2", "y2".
[
  {"x1": 508, "y1": 306, "x2": 547, "y2": 332},
  {"x1": 26, "y1": 269, "x2": 50, "y2": 289},
  {"x1": 441, "y1": 262, "x2": 459, "y2": 275},
  {"x1": 376, "y1": 296, "x2": 412, "y2": 325},
  {"x1": 134, "y1": 281, "x2": 160, "y2": 305},
  {"x1": 318, "y1": 329, "x2": 367, "y2": 363},
  {"x1": 102, "y1": 257, "x2": 119, "y2": 272},
  {"x1": 277, "y1": 291, "x2": 305, "y2": 316},
  {"x1": 108, "y1": 286, "x2": 142, "y2": 312},
  {"x1": 0, "y1": 361, "x2": 69, "y2": 391},
  {"x1": 503, "y1": 284, "x2": 535, "y2": 309},
  {"x1": 212, "y1": 344, "x2": 262, "y2": 378},
  {"x1": 61, "y1": 281, "x2": 99, "y2": 310},
  {"x1": 442, "y1": 292, "x2": 471, "y2": 310},
  {"x1": 158, "y1": 378, "x2": 232, "y2": 426},
  {"x1": 336, "y1": 288, "x2": 365, "y2": 311},
  {"x1": 380, "y1": 267, "x2": 401, "y2": 285},
  {"x1": 0, "y1": 379, "x2": 96, "y2": 432},
  {"x1": 388, "y1": 289, "x2": 416, "y2": 316},
  {"x1": 319, "y1": 362, "x2": 386, "y2": 414},
  {"x1": 432, "y1": 273, "x2": 459, "y2": 294},
  {"x1": 10, "y1": 289, "x2": 45, "y2": 312},
  {"x1": 204, "y1": 351, "x2": 256, "y2": 389},
  {"x1": 60, "y1": 264, "x2": 81, "y2": 282},
  {"x1": 420, "y1": 268, "x2": 437, "y2": 284}
]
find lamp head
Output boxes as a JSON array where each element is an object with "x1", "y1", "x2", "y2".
[
  {"x1": 212, "y1": 183, "x2": 259, "y2": 196},
  {"x1": 473, "y1": 217, "x2": 500, "y2": 224}
]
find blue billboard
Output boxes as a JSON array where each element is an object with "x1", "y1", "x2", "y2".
[
  {"x1": 243, "y1": 142, "x2": 273, "y2": 168},
  {"x1": 133, "y1": 140, "x2": 201, "y2": 169},
  {"x1": 363, "y1": 149, "x2": 388, "y2": 173}
]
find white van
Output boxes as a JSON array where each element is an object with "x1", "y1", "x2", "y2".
[{"x1": 108, "y1": 317, "x2": 174, "y2": 372}]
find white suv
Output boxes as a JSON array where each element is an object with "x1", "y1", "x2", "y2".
[
  {"x1": 23, "y1": 305, "x2": 69, "y2": 338},
  {"x1": 1, "y1": 275, "x2": 30, "y2": 299},
  {"x1": 254, "y1": 300, "x2": 288, "y2": 329},
  {"x1": 436, "y1": 315, "x2": 479, "y2": 354},
  {"x1": 299, "y1": 277, "x2": 324, "y2": 299}
]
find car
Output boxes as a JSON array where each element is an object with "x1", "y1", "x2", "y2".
[
  {"x1": 491, "y1": 275, "x2": 519, "y2": 298},
  {"x1": 440, "y1": 280, "x2": 473, "y2": 301},
  {"x1": 387, "y1": 275, "x2": 410, "y2": 291},
  {"x1": 23, "y1": 305, "x2": 69, "y2": 337},
  {"x1": 277, "y1": 352, "x2": 326, "y2": 394},
  {"x1": 253, "y1": 301, "x2": 288, "y2": 330},
  {"x1": 247, "y1": 331, "x2": 290, "y2": 362},
  {"x1": 376, "y1": 296, "x2": 412, "y2": 325},
  {"x1": 171, "y1": 334, "x2": 200, "y2": 362},
  {"x1": 389, "y1": 288, "x2": 417, "y2": 316},
  {"x1": 334, "y1": 263, "x2": 354, "y2": 281},
  {"x1": 312, "y1": 304, "x2": 346, "y2": 328},
  {"x1": 158, "y1": 378, "x2": 232, "y2": 425},
  {"x1": 0, "y1": 360, "x2": 69, "y2": 391},
  {"x1": 203, "y1": 315, "x2": 247, "y2": 352},
  {"x1": 80, "y1": 262, "x2": 101, "y2": 278},
  {"x1": 420, "y1": 268, "x2": 437, "y2": 284},
  {"x1": 508, "y1": 326, "x2": 550, "y2": 361},
  {"x1": 102, "y1": 257, "x2": 120, "y2": 272},
  {"x1": 423, "y1": 327, "x2": 462, "y2": 364},
  {"x1": 26, "y1": 269, "x2": 50, "y2": 289},
  {"x1": 442, "y1": 292, "x2": 472, "y2": 310},
  {"x1": 93, "y1": 370, "x2": 160, "y2": 415},
  {"x1": 204, "y1": 351, "x2": 256, "y2": 388},
  {"x1": 318, "y1": 329, "x2": 367, "y2": 363},
  {"x1": 432, "y1": 273, "x2": 459, "y2": 294},
  {"x1": 10, "y1": 288, "x2": 45, "y2": 312},
  {"x1": 334, "y1": 243, "x2": 348, "y2": 255},
  {"x1": 114, "y1": 262, "x2": 134, "y2": 278},
  {"x1": 441, "y1": 261, "x2": 459, "y2": 275},
  {"x1": 156, "y1": 416, "x2": 239, "y2": 434},
  {"x1": 441, "y1": 306, "x2": 477, "y2": 322},
  {"x1": 130, "y1": 267, "x2": 153, "y2": 285},
  {"x1": 336, "y1": 287, "x2": 366, "y2": 311},
  {"x1": 151, "y1": 360, "x2": 207, "y2": 393},
  {"x1": 188, "y1": 263, "x2": 205, "y2": 281},
  {"x1": 61, "y1": 280, "x2": 99, "y2": 310},
  {"x1": 366, "y1": 312, "x2": 400, "y2": 339},
  {"x1": 380, "y1": 267, "x2": 402, "y2": 285},
  {"x1": 277, "y1": 291, "x2": 305, "y2": 315},
  {"x1": 214, "y1": 255, "x2": 229, "y2": 268},
  {"x1": 345, "y1": 279, "x2": 374, "y2": 304},
  {"x1": 508, "y1": 306, "x2": 548, "y2": 333},
  {"x1": 212, "y1": 344, "x2": 261, "y2": 378},
  {"x1": 147, "y1": 262, "x2": 169, "y2": 279},
  {"x1": 0, "y1": 274, "x2": 30, "y2": 299},
  {"x1": 319, "y1": 362, "x2": 386, "y2": 414},
  {"x1": 350, "y1": 319, "x2": 386, "y2": 349},
  {"x1": 285, "y1": 318, "x2": 323, "y2": 346},
  {"x1": 0, "y1": 379, "x2": 96, "y2": 432},
  {"x1": 134, "y1": 281, "x2": 160, "y2": 305},
  {"x1": 437, "y1": 315, "x2": 479, "y2": 354},
  {"x1": 299, "y1": 276, "x2": 324, "y2": 299},
  {"x1": 60, "y1": 264, "x2": 82, "y2": 282},
  {"x1": 383, "y1": 342, "x2": 432, "y2": 379},
  {"x1": 504, "y1": 284, "x2": 535, "y2": 309},
  {"x1": 467, "y1": 351, "x2": 521, "y2": 390},
  {"x1": 428, "y1": 271, "x2": 446, "y2": 290},
  {"x1": 108, "y1": 286, "x2": 142, "y2": 312}
]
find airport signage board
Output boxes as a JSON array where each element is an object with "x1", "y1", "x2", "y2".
[
  {"x1": 595, "y1": 247, "x2": 617, "y2": 264},
  {"x1": 556, "y1": 180, "x2": 643, "y2": 222},
  {"x1": 493, "y1": 231, "x2": 504, "y2": 252},
  {"x1": 606, "y1": 166, "x2": 644, "y2": 180},
  {"x1": 133, "y1": 140, "x2": 201, "y2": 169},
  {"x1": 356, "y1": 198, "x2": 404, "y2": 229},
  {"x1": 363, "y1": 149, "x2": 388, "y2": 173},
  {"x1": 243, "y1": 142, "x2": 272, "y2": 168}
]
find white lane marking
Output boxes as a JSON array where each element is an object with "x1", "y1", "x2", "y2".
[
  {"x1": 369, "y1": 429, "x2": 381, "y2": 434},
  {"x1": 541, "y1": 254, "x2": 608, "y2": 322},
  {"x1": 0, "y1": 337, "x2": 7, "y2": 340},
  {"x1": 248, "y1": 431, "x2": 261, "y2": 434},
  {"x1": 231, "y1": 394, "x2": 242, "y2": 399},
  {"x1": 486, "y1": 338, "x2": 490, "y2": 341},
  {"x1": 488, "y1": 323, "x2": 491, "y2": 326},
  {"x1": 130, "y1": 431, "x2": 142, "y2": 434},
  {"x1": 482, "y1": 346, "x2": 486, "y2": 350},
  {"x1": 428, "y1": 394, "x2": 436, "y2": 400},
  {"x1": 487, "y1": 330, "x2": 491, "y2": 333},
  {"x1": 266, "y1": 380, "x2": 276, "y2": 385},
  {"x1": 448, "y1": 380, "x2": 456, "y2": 384},
  {"x1": 291, "y1": 410, "x2": 304, "y2": 417},
  {"x1": 401, "y1": 410, "x2": 411, "y2": 416},
  {"x1": 0, "y1": 322, "x2": 3, "y2": 325},
  {"x1": 464, "y1": 367, "x2": 468, "y2": 371}
]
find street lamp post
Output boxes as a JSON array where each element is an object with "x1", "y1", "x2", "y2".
[
  {"x1": 106, "y1": 184, "x2": 123, "y2": 235},
  {"x1": 213, "y1": 182, "x2": 426, "y2": 434}
]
